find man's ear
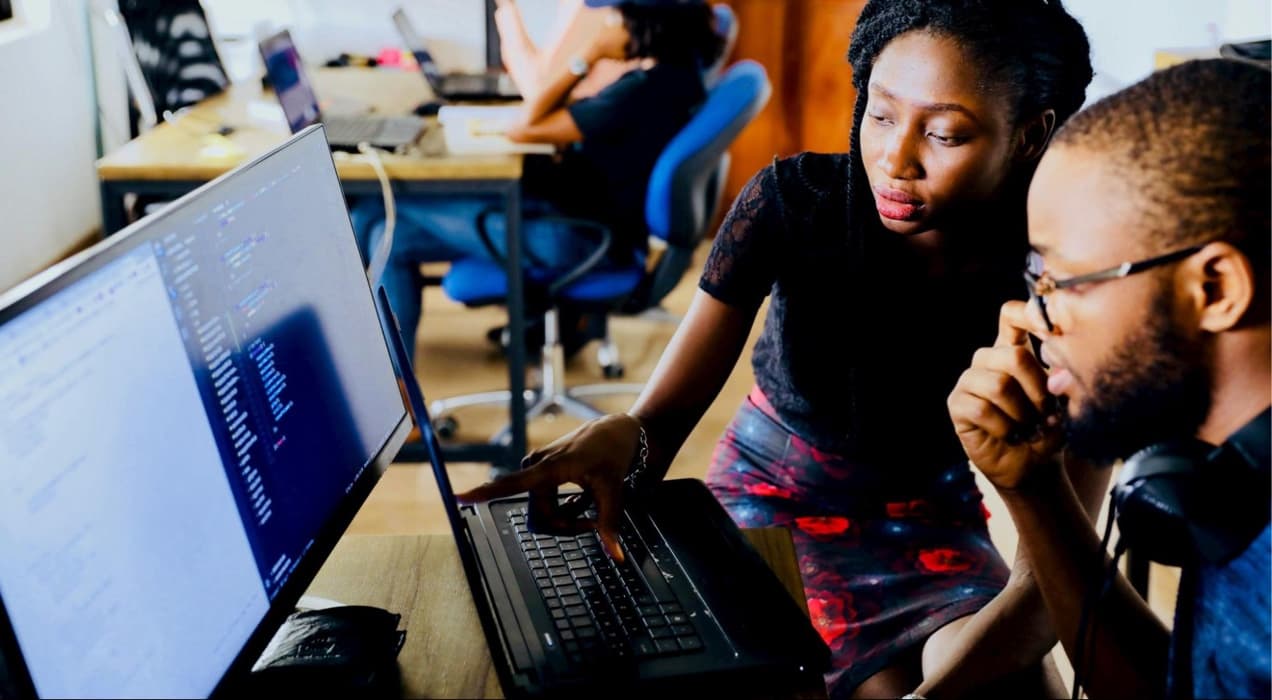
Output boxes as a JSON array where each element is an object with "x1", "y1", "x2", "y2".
[
  {"x1": 1189, "y1": 242, "x2": 1257, "y2": 332},
  {"x1": 1016, "y1": 109, "x2": 1057, "y2": 164}
]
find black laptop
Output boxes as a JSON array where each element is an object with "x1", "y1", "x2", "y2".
[
  {"x1": 378, "y1": 297, "x2": 830, "y2": 696},
  {"x1": 392, "y1": 8, "x2": 521, "y2": 102},
  {"x1": 259, "y1": 29, "x2": 425, "y2": 151}
]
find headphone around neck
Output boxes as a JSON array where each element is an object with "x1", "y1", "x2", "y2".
[{"x1": 1112, "y1": 438, "x2": 1271, "y2": 566}]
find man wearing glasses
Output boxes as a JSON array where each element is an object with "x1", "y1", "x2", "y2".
[{"x1": 947, "y1": 59, "x2": 1269, "y2": 699}]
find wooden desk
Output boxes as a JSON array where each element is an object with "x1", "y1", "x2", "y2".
[
  {"x1": 304, "y1": 530, "x2": 821, "y2": 699},
  {"x1": 96, "y1": 68, "x2": 531, "y2": 468}
]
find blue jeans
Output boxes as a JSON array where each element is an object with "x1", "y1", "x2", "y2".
[{"x1": 350, "y1": 195, "x2": 599, "y2": 353}]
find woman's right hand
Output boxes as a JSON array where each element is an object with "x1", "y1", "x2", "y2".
[{"x1": 455, "y1": 413, "x2": 645, "y2": 560}]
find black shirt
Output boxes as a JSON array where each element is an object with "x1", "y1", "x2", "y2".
[
  {"x1": 523, "y1": 61, "x2": 706, "y2": 258},
  {"x1": 700, "y1": 152, "x2": 1026, "y2": 473}
]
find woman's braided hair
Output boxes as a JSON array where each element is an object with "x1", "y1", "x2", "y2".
[{"x1": 843, "y1": 0, "x2": 1093, "y2": 248}]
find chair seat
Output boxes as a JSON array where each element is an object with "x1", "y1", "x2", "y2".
[{"x1": 442, "y1": 257, "x2": 646, "y2": 306}]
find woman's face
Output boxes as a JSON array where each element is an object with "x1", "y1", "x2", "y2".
[{"x1": 860, "y1": 31, "x2": 1021, "y2": 236}]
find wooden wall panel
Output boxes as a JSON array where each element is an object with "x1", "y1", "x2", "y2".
[{"x1": 716, "y1": 0, "x2": 865, "y2": 209}]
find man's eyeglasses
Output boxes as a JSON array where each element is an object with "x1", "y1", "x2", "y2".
[{"x1": 1023, "y1": 244, "x2": 1205, "y2": 331}]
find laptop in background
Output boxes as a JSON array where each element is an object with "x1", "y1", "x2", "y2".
[
  {"x1": 392, "y1": 8, "x2": 520, "y2": 102},
  {"x1": 259, "y1": 30, "x2": 425, "y2": 151},
  {"x1": 0, "y1": 127, "x2": 410, "y2": 698},
  {"x1": 376, "y1": 287, "x2": 830, "y2": 697}
]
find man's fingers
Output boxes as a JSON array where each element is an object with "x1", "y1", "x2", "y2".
[
  {"x1": 970, "y1": 346, "x2": 1051, "y2": 411},
  {"x1": 993, "y1": 301, "x2": 1033, "y2": 348},
  {"x1": 957, "y1": 368, "x2": 1040, "y2": 426},
  {"x1": 950, "y1": 387, "x2": 1016, "y2": 440}
]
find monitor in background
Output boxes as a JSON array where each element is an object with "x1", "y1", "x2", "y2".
[
  {"x1": 0, "y1": 127, "x2": 410, "y2": 699},
  {"x1": 257, "y1": 30, "x2": 425, "y2": 151},
  {"x1": 391, "y1": 8, "x2": 520, "y2": 102}
]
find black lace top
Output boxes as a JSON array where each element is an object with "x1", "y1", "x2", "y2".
[{"x1": 700, "y1": 152, "x2": 1026, "y2": 472}]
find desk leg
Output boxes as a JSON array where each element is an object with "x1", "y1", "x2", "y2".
[
  {"x1": 503, "y1": 182, "x2": 528, "y2": 469},
  {"x1": 100, "y1": 181, "x2": 128, "y2": 236}
]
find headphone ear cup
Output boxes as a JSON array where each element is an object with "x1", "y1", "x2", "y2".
[{"x1": 1111, "y1": 443, "x2": 1209, "y2": 567}]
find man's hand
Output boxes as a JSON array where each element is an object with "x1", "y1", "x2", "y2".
[{"x1": 948, "y1": 301, "x2": 1062, "y2": 490}]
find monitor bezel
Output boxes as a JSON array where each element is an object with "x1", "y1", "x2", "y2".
[{"x1": 0, "y1": 126, "x2": 412, "y2": 699}]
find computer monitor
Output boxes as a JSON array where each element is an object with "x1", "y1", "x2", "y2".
[{"x1": 0, "y1": 127, "x2": 410, "y2": 699}]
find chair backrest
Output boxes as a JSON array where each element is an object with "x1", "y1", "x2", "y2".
[
  {"x1": 636, "y1": 59, "x2": 770, "y2": 308},
  {"x1": 116, "y1": 0, "x2": 228, "y2": 119},
  {"x1": 703, "y1": 3, "x2": 739, "y2": 88}
]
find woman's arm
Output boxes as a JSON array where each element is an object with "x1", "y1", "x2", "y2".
[
  {"x1": 914, "y1": 454, "x2": 1110, "y2": 698},
  {"x1": 493, "y1": 0, "x2": 542, "y2": 98},
  {"x1": 506, "y1": 18, "x2": 627, "y2": 146}
]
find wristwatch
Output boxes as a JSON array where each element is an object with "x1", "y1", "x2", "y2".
[{"x1": 567, "y1": 54, "x2": 590, "y2": 77}]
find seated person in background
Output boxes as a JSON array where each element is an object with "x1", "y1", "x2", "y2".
[
  {"x1": 948, "y1": 58, "x2": 1271, "y2": 699},
  {"x1": 494, "y1": 0, "x2": 638, "y2": 100},
  {"x1": 457, "y1": 1, "x2": 1097, "y2": 696},
  {"x1": 352, "y1": 0, "x2": 724, "y2": 354}
]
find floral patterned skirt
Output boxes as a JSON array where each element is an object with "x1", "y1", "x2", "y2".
[{"x1": 705, "y1": 387, "x2": 1010, "y2": 698}]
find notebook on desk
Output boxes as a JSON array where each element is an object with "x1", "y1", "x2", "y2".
[
  {"x1": 259, "y1": 29, "x2": 425, "y2": 151},
  {"x1": 376, "y1": 295, "x2": 830, "y2": 697},
  {"x1": 436, "y1": 105, "x2": 556, "y2": 155}
]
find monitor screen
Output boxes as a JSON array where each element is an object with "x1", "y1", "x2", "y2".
[
  {"x1": 259, "y1": 30, "x2": 322, "y2": 133},
  {"x1": 0, "y1": 128, "x2": 407, "y2": 698}
]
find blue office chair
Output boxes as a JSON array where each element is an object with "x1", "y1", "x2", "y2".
[
  {"x1": 704, "y1": 4, "x2": 739, "y2": 88},
  {"x1": 430, "y1": 60, "x2": 771, "y2": 443}
]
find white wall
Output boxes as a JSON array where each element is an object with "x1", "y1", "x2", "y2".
[
  {"x1": 1065, "y1": 0, "x2": 1272, "y2": 104},
  {"x1": 0, "y1": 0, "x2": 102, "y2": 293},
  {"x1": 204, "y1": 0, "x2": 561, "y2": 82}
]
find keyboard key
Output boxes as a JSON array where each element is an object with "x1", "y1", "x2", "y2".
[
  {"x1": 565, "y1": 606, "x2": 588, "y2": 617},
  {"x1": 666, "y1": 613, "x2": 689, "y2": 626},
  {"x1": 633, "y1": 638, "x2": 658, "y2": 657},
  {"x1": 546, "y1": 599, "x2": 562, "y2": 609},
  {"x1": 654, "y1": 638, "x2": 680, "y2": 654},
  {"x1": 567, "y1": 559, "x2": 589, "y2": 571},
  {"x1": 563, "y1": 550, "x2": 585, "y2": 561},
  {"x1": 637, "y1": 604, "x2": 661, "y2": 617},
  {"x1": 557, "y1": 584, "x2": 579, "y2": 597},
  {"x1": 548, "y1": 567, "x2": 570, "y2": 577},
  {"x1": 544, "y1": 557, "x2": 566, "y2": 568},
  {"x1": 550, "y1": 608, "x2": 566, "y2": 620},
  {"x1": 670, "y1": 624, "x2": 694, "y2": 637},
  {"x1": 576, "y1": 627, "x2": 598, "y2": 639},
  {"x1": 650, "y1": 626, "x2": 675, "y2": 639},
  {"x1": 660, "y1": 602, "x2": 683, "y2": 614},
  {"x1": 551, "y1": 575, "x2": 573, "y2": 587},
  {"x1": 676, "y1": 636, "x2": 703, "y2": 652},
  {"x1": 560, "y1": 630, "x2": 576, "y2": 641},
  {"x1": 555, "y1": 617, "x2": 571, "y2": 630},
  {"x1": 561, "y1": 594, "x2": 583, "y2": 606}
]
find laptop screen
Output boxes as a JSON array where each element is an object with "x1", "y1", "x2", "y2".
[
  {"x1": 259, "y1": 30, "x2": 322, "y2": 133},
  {"x1": 0, "y1": 128, "x2": 407, "y2": 698},
  {"x1": 391, "y1": 9, "x2": 445, "y2": 87}
]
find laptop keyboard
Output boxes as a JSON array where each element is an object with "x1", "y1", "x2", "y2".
[
  {"x1": 504, "y1": 506, "x2": 704, "y2": 667},
  {"x1": 324, "y1": 116, "x2": 422, "y2": 146}
]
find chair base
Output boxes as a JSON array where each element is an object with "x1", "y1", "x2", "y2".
[{"x1": 430, "y1": 308, "x2": 644, "y2": 448}]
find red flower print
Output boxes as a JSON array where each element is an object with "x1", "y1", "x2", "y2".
[
  {"x1": 806, "y1": 594, "x2": 849, "y2": 648},
  {"x1": 744, "y1": 481, "x2": 794, "y2": 499},
  {"x1": 980, "y1": 502, "x2": 992, "y2": 521},
  {"x1": 885, "y1": 499, "x2": 933, "y2": 519},
  {"x1": 794, "y1": 516, "x2": 852, "y2": 538},
  {"x1": 917, "y1": 548, "x2": 974, "y2": 573}
]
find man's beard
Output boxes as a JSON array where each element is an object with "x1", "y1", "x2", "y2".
[{"x1": 1062, "y1": 291, "x2": 1211, "y2": 465}]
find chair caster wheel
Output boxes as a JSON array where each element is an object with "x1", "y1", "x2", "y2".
[
  {"x1": 436, "y1": 415, "x2": 459, "y2": 440},
  {"x1": 602, "y1": 364, "x2": 625, "y2": 379}
]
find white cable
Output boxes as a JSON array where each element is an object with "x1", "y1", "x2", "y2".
[{"x1": 357, "y1": 142, "x2": 397, "y2": 290}]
